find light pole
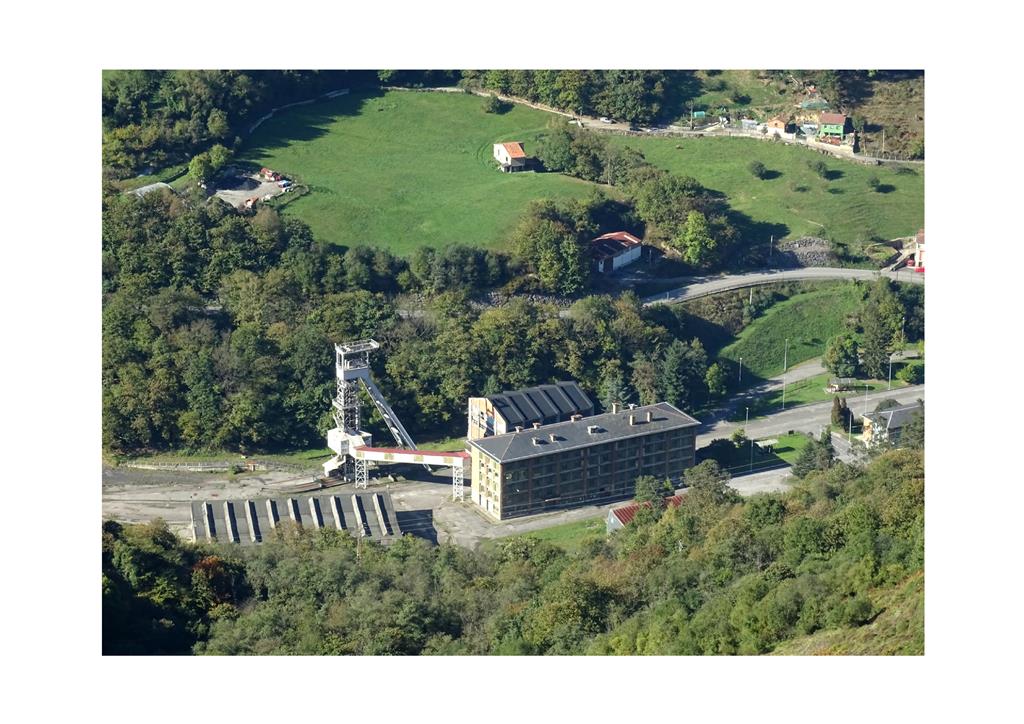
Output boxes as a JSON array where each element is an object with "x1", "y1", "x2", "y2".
[
  {"x1": 864, "y1": 384, "x2": 870, "y2": 415},
  {"x1": 781, "y1": 338, "x2": 789, "y2": 410},
  {"x1": 746, "y1": 407, "x2": 753, "y2": 472},
  {"x1": 738, "y1": 357, "x2": 743, "y2": 384}
]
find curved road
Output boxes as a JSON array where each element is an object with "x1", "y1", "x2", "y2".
[{"x1": 640, "y1": 266, "x2": 924, "y2": 307}]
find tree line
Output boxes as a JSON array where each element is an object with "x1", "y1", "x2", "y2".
[
  {"x1": 103, "y1": 448, "x2": 924, "y2": 655},
  {"x1": 102, "y1": 191, "x2": 716, "y2": 455}
]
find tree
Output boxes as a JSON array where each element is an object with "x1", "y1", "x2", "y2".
[
  {"x1": 705, "y1": 362, "x2": 727, "y2": 399},
  {"x1": 823, "y1": 334, "x2": 859, "y2": 378},
  {"x1": 599, "y1": 367, "x2": 629, "y2": 411},
  {"x1": 867, "y1": 174, "x2": 881, "y2": 191},
  {"x1": 677, "y1": 210, "x2": 717, "y2": 268},
  {"x1": 791, "y1": 430, "x2": 835, "y2": 478},
  {"x1": 208, "y1": 144, "x2": 232, "y2": 174},
  {"x1": 831, "y1": 396, "x2": 850, "y2": 427},
  {"x1": 188, "y1": 152, "x2": 213, "y2": 184},
  {"x1": 660, "y1": 339, "x2": 709, "y2": 410},
  {"x1": 809, "y1": 159, "x2": 830, "y2": 179},
  {"x1": 896, "y1": 362, "x2": 924, "y2": 385},
  {"x1": 483, "y1": 94, "x2": 506, "y2": 114},
  {"x1": 634, "y1": 475, "x2": 674, "y2": 507},
  {"x1": 683, "y1": 460, "x2": 734, "y2": 504},
  {"x1": 901, "y1": 404, "x2": 924, "y2": 449},
  {"x1": 860, "y1": 304, "x2": 893, "y2": 379},
  {"x1": 207, "y1": 108, "x2": 231, "y2": 140},
  {"x1": 748, "y1": 160, "x2": 767, "y2": 179}
]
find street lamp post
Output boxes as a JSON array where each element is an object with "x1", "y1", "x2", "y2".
[
  {"x1": 781, "y1": 338, "x2": 789, "y2": 411},
  {"x1": 738, "y1": 357, "x2": 743, "y2": 384},
  {"x1": 746, "y1": 407, "x2": 753, "y2": 472},
  {"x1": 864, "y1": 384, "x2": 870, "y2": 415}
]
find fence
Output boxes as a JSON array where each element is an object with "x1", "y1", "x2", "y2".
[{"x1": 122, "y1": 459, "x2": 304, "y2": 473}]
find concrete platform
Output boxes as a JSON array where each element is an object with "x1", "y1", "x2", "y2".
[{"x1": 189, "y1": 491, "x2": 402, "y2": 546}]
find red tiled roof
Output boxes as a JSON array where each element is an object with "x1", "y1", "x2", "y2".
[
  {"x1": 590, "y1": 231, "x2": 643, "y2": 260},
  {"x1": 768, "y1": 118, "x2": 786, "y2": 128},
  {"x1": 820, "y1": 112, "x2": 847, "y2": 125},
  {"x1": 612, "y1": 495, "x2": 683, "y2": 526},
  {"x1": 502, "y1": 142, "x2": 527, "y2": 159}
]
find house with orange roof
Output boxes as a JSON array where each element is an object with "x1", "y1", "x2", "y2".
[{"x1": 493, "y1": 141, "x2": 528, "y2": 172}]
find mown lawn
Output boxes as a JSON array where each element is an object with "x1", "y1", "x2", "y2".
[
  {"x1": 490, "y1": 517, "x2": 607, "y2": 554},
  {"x1": 609, "y1": 134, "x2": 924, "y2": 245},
  {"x1": 242, "y1": 90, "x2": 597, "y2": 254},
  {"x1": 718, "y1": 282, "x2": 867, "y2": 379}
]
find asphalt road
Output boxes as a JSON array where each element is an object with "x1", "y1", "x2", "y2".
[
  {"x1": 641, "y1": 266, "x2": 924, "y2": 307},
  {"x1": 697, "y1": 383, "x2": 924, "y2": 446}
]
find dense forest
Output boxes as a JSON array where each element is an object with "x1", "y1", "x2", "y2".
[{"x1": 103, "y1": 448, "x2": 924, "y2": 655}]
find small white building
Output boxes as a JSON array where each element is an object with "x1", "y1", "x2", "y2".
[
  {"x1": 493, "y1": 142, "x2": 528, "y2": 172},
  {"x1": 590, "y1": 231, "x2": 644, "y2": 274}
]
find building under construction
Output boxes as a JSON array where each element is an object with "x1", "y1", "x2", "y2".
[{"x1": 467, "y1": 402, "x2": 700, "y2": 520}]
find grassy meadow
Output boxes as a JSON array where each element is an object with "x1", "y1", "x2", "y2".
[
  {"x1": 610, "y1": 134, "x2": 924, "y2": 245},
  {"x1": 242, "y1": 90, "x2": 596, "y2": 254}
]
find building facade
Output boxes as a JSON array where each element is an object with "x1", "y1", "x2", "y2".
[
  {"x1": 493, "y1": 142, "x2": 527, "y2": 171},
  {"x1": 590, "y1": 231, "x2": 644, "y2": 274},
  {"x1": 861, "y1": 402, "x2": 924, "y2": 447},
  {"x1": 467, "y1": 381, "x2": 594, "y2": 441},
  {"x1": 467, "y1": 402, "x2": 699, "y2": 520}
]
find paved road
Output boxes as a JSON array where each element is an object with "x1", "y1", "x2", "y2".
[
  {"x1": 641, "y1": 266, "x2": 924, "y2": 307},
  {"x1": 697, "y1": 384, "x2": 924, "y2": 446}
]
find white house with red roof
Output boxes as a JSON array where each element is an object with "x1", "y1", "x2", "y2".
[
  {"x1": 493, "y1": 141, "x2": 528, "y2": 171},
  {"x1": 590, "y1": 231, "x2": 644, "y2": 273}
]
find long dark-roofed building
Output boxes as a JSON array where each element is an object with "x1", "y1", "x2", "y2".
[
  {"x1": 467, "y1": 401, "x2": 699, "y2": 520},
  {"x1": 467, "y1": 381, "x2": 595, "y2": 441}
]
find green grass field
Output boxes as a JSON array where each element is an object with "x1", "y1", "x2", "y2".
[
  {"x1": 609, "y1": 135, "x2": 924, "y2": 244},
  {"x1": 718, "y1": 283, "x2": 867, "y2": 379},
  {"x1": 771, "y1": 433, "x2": 813, "y2": 465},
  {"x1": 242, "y1": 90, "x2": 597, "y2": 254},
  {"x1": 507, "y1": 517, "x2": 607, "y2": 553}
]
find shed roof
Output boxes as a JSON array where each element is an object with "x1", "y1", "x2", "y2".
[
  {"x1": 468, "y1": 401, "x2": 700, "y2": 463},
  {"x1": 611, "y1": 495, "x2": 684, "y2": 526}
]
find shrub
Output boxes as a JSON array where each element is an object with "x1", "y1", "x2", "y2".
[
  {"x1": 896, "y1": 362, "x2": 924, "y2": 385},
  {"x1": 809, "y1": 159, "x2": 830, "y2": 179},
  {"x1": 748, "y1": 160, "x2": 767, "y2": 179},
  {"x1": 867, "y1": 175, "x2": 881, "y2": 191}
]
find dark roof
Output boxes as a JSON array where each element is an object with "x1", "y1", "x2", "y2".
[
  {"x1": 865, "y1": 403, "x2": 923, "y2": 432},
  {"x1": 487, "y1": 381, "x2": 595, "y2": 428},
  {"x1": 468, "y1": 402, "x2": 700, "y2": 463},
  {"x1": 612, "y1": 495, "x2": 684, "y2": 526},
  {"x1": 591, "y1": 232, "x2": 642, "y2": 261}
]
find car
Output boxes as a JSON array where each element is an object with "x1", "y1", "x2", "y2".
[{"x1": 600, "y1": 117, "x2": 614, "y2": 124}]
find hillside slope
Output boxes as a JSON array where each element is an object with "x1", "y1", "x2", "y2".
[{"x1": 772, "y1": 572, "x2": 924, "y2": 655}]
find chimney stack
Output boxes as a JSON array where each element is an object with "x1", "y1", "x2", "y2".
[
  {"x1": 612, "y1": 402, "x2": 620, "y2": 414},
  {"x1": 587, "y1": 425, "x2": 599, "y2": 434},
  {"x1": 532, "y1": 437, "x2": 543, "y2": 446},
  {"x1": 570, "y1": 413, "x2": 582, "y2": 422},
  {"x1": 646, "y1": 410, "x2": 653, "y2": 423},
  {"x1": 629, "y1": 414, "x2": 636, "y2": 426},
  {"x1": 515, "y1": 425, "x2": 523, "y2": 433},
  {"x1": 548, "y1": 433, "x2": 558, "y2": 442},
  {"x1": 532, "y1": 421, "x2": 542, "y2": 429},
  {"x1": 628, "y1": 403, "x2": 636, "y2": 410}
]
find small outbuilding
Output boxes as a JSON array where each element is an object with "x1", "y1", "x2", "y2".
[
  {"x1": 493, "y1": 142, "x2": 528, "y2": 172},
  {"x1": 818, "y1": 112, "x2": 848, "y2": 141},
  {"x1": 607, "y1": 495, "x2": 684, "y2": 533},
  {"x1": 590, "y1": 231, "x2": 644, "y2": 274}
]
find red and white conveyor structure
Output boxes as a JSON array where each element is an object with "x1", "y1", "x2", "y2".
[{"x1": 322, "y1": 339, "x2": 469, "y2": 500}]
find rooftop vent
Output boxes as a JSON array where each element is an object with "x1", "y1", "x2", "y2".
[
  {"x1": 532, "y1": 421, "x2": 542, "y2": 429},
  {"x1": 628, "y1": 403, "x2": 637, "y2": 410},
  {"x1": 532, "y1": 437, "x2": 544, "y2": 446},
  {"x1": 515, "y1": 425, "x2": 523, "y2": 433},
  {"x1": 646, "y1": 410, "x2": 653, "y2": 423},
  {"x1": 587, "y1": 425, "x2": 600, "y2": 434},
  {"x1": 570, "y1": 414, "x2": 583, "y2": 422},
  {"x1": 611, "y1": 403, "x2": 621, "y2": 414},
  {"x1": 549, "y1": 433, "x2": 558, "y2": 442},
  {"x1": 629, "y1": 414, "x2": 637, "y2": 426}
]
